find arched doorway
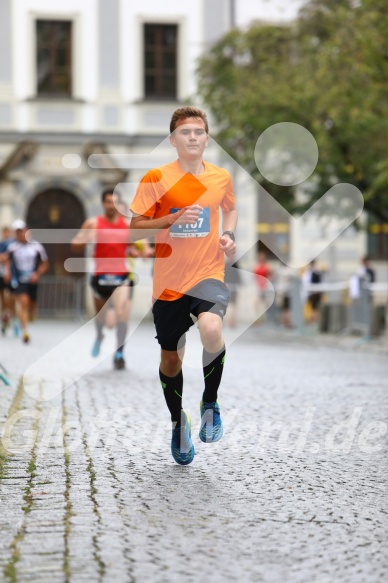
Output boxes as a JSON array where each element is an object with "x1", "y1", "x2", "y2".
[{"x1": 27, "y1": 188, "x2": 86, "y2": 277}]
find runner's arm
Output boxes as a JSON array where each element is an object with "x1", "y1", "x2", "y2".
[
  {"x1": 71, "y1": 218, "x2": 97, "y2": 252},
  {"x1": 123, "y1": 218, "x2": 153, "y2": 253},
  {"x1": 30, "y1": 257, "x2": 48, "y2": 283},
  {"x1": 129, "y1": 206, "x2": 202, "y2": 242},
  {"x1": 3, "y1": 253, "x2": 11, "y2": 283},
  {"x1": 127, "y1": 240, "x2": 154, "y2": 258},
  {"x1": 221, "y1": 206, "x2": 238, "y2": 234},
  {"x1": 139, "y1": 239, "x2": 155, "y2": 258},
  {"x1": 127, "y1": 244, "x2": 140, "y2": 258},
  {"x1": 219, "y1": 207, "x2": 238, "y2": 257},
  {"x1": 37, "y1": 260, "x2": 48, "y2": 277}
]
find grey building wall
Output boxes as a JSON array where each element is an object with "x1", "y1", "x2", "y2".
[
  {"x1": 0, "y1": 103, "x2": 11, "y2": 125},
  {"x1": 203, "y1": 0, "x2": 232, "y2": 47},
  {"x1": 0, "y1": 0, "x2": 12, "y2": 83},
  {"x1": 36, "y1": 108, "x2": 76, "y2": 126},
  {"x1": 98, "y1": 0, "x2": 120, "y2": 88}
]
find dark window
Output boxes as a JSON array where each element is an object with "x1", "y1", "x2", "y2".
[
  {"x1": 367, "y1": 217, "x2": 388, "y2": 260},
  {"x1": 37, "y1": 20, "x2": 72, "y2": 96},
  {"x1": 144, "y1": 24, "x2": 177, "y2": 99}
]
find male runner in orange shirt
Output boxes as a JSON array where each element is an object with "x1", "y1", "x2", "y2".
[{"x1": 130, "y1": 106, "x2": 237, "y2": 465}]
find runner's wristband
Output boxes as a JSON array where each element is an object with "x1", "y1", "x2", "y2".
[{"x1": 222, "y1": 230, "x2": 235, "y2": 242}]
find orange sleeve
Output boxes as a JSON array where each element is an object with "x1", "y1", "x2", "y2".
[
  {"x1": 130, "y1": 169, "x2": 162, "y2": 218},
  {"x1": 220, "y1": 171, "x2": 236, "y2": 212}
]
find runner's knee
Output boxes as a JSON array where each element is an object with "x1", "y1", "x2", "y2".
[
  {"x1": 161, "y1": 350, "x2": 182, "y2": 376},
  {"x1": 199, "y1": 320, "x2": 222, "y2": 349}
]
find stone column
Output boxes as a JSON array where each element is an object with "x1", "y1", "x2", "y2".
[{"x1": 0, "y1": 182, "x2": 17, "y2": 226}]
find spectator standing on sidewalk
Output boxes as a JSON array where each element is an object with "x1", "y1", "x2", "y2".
[
  {"x1": 253, "y1": 251, "x2": 272, "y2": 321},
  {"x1": 274, "y1": 263, "x2": 295, "y2": 328},
  {"x1": 302, "y1": 259, "x2": 322, "y2": 324},
  {"x1": 358, "y1": 255, "x2": 375, "y2": 284}
]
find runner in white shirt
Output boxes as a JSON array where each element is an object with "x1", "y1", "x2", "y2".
[{"x1": 4, "y1": 220, "x2": 48, "y2": 343}]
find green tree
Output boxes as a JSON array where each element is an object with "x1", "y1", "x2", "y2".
[{"x1": 197, "y1": 0, "x2": 388, "y2": 222}]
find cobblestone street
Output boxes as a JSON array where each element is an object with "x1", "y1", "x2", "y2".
[{"x1": 0, "y1": 320, "x2": 387, "y2": 583}]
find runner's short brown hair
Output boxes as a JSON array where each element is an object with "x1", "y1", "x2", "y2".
[{"x1": 170, "y1": 107, "x2": 209, "y2": 134}]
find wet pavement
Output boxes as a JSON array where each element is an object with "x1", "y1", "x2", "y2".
[{"x1": 0, "y1": 320, "x2": 387, "y2": 582}]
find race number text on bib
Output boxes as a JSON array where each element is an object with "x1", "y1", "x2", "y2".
[
  {"x1": 169, "y1": 207, "x2": 210, "y2": 238},
  {"x1": 97, "y1": 274, "x2": 128, "y2": 286},
  {"x1": 18, "y1": 270, "x2": 34, "y2": 283}
]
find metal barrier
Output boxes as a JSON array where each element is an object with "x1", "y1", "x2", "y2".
[
  {"x1": 289, "y1": 277, "x2": 388, "y2": 336},
  {"x1": 36, "y1": 275, "x2": 85, "y2": 320},
  {"x1": 353, "y1": 281, "x2": 388, "y2": 337}
]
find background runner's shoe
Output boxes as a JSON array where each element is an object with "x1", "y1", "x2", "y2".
[
  {"x1": 171, "y1": 410, "x2": 195, "y2": 465},
  {"x1": 113, "y1": 351, "x2": 125, "y2": 370},
  {"x1": 199, "y1": 401, "x2": 223, "y2": 443},
  {"x1": 22, "y1": 332, "x2": 30, "y2": 344},
  {"x1": 0, "y1": 372, "x2": 11, "y2": 386},
  {"x1": 13, "y1": 319, "x2": 20, "y2": 337},
  {"x1": 1, "y1": 313, "x2": 10, "y2": 334},
  {"x1": 91, "y1": 335, "x2": 103, "y2": 357}
]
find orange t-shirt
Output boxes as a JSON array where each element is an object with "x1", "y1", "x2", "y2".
[{"x1": 131, "y1": 160, "x2": 235, "y2": 301}]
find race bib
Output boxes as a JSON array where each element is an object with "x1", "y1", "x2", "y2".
[
  {"x1": 18, "y1": 270, "x2": 34, "y2": 283},
  {"x1": 97, "y1": 274, "x2": 127, "y2": 286},
  {"x1": 170, "y1": 207, "x2": 210, "y2": 238}
]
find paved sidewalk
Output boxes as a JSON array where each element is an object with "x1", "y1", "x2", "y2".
[{"x1": 0, "y1": 320, "x2": 387, "y2": 583}]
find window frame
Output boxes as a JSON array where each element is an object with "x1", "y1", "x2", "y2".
[
  {"x1": 35, "y1": 19, "x2": 73, "y2": 97},
  {"x1": 143, "y1": 23, "x2": 178, "y2": 101}
]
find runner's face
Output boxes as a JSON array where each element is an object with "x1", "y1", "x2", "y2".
[
  {"x1": 103, "y1": 194, "x2": 118, "y2": 219},
  {"x1": 15, "y1": 229, "x2": 27, "y2": 243},
  {"x1": 170, "y1": 118, "x2": 208, "y2": 159}
]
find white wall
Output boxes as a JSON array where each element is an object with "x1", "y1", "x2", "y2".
[
  {"x1": 12, "y1": 0, "x2": 97, "y2": 102},
  {"x1": 235, "y1": 0, "x2": 307, "y2": 26}
]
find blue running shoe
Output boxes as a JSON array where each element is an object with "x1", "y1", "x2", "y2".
[
  {"x1": 171, "y1": 410, "x2": 195, "y2": 465},
  {"x1": 91, "y1": 335, "x2": 103, "y2": 357},
  {"x1": 0, "y1": 372, "x2": 11, "y2": 386},
  {"x1": 13, "y1": 318, "x2": 20, "y2": 338},
  {"x1": 113, "y1": 351, "x2": 125, "y2": 370},
  {"x1": 199, "y1": 401, "x2": 223, "y2": 443}
]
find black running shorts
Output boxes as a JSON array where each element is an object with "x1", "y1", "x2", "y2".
[
  {"x1": 0, "y1": 277, "x2": 9, "y2": 291},
  {"x1": 152, "y1": 278, "x2": 230, "y2": 351},
  {"x1": 91, "y1": 274, "x2": 133, "y2": 300},
  {"x1": 14, "y1": 282, "x2": 38, "y2": 302}
]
